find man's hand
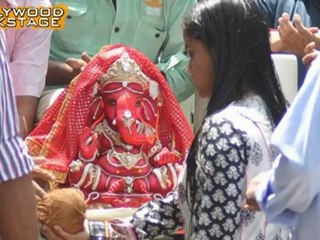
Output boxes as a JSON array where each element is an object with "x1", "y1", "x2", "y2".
[
  {"x1": 33, "y1": 180, "x2": 47, "y2": 201},
  {"x1": 81, "y1": 52, "x2": 92, "y2": 63},
  {"x1": 303, "y1": 42, "x2": 319, "y2": 66},
  {"x1": 276, "y1": 13, "x2": 309, "y2": 57},
  {"x1": 32, "y1": 157, "x2": 55, "y2": 181},
  {"x1": 46, "y1": 52, "x2": 92, "y2": 85},
  {"x1": 40, "y1": 225, "x2": 89, "y2": 240},
  {"x1": 32, "y1": 156, "x2": 56, "y2": 200},
  {"x1": 244, "y1": 173, "x2": 268, "y2": 211},
  {"x1": 271, "y1": 13, "x2": 319, "y2": 57},
  {"x1": 65, "y1": 52, "x2": 92, "y2": 75},
  {"x1": 65, "y1": 59, "x2": 87, "y2": 75},
  {"x1": 294, "y1": 14, "x2": 320, "y2": 50}
]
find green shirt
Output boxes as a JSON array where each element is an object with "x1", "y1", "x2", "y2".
[{"x1": 50, "y1": 0, "x2": 196, "y2": 101}]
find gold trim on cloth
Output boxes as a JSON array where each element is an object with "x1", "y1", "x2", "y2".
[{"x1": 40, "y1": 76, "x2": 80, "y2": 157}]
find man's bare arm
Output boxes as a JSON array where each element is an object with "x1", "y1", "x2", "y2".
[
  {"x1": 46, "y1": 59, "x2": 78, "y2": 85},
  {"x1": 46, "y1": 54, "x2": 91, "y2": 86},
  {"x1": 16, "y1": 96, "x2": 38, "y2": 139},
  {"x1": 0, "y1": 174, "x2": 39, "y2": 240}
]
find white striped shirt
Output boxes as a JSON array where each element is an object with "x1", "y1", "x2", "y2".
[{"x1": 0, "y1": 30, "x2": 34, "y2": 182}]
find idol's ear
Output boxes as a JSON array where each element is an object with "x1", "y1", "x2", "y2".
[{"x1": 87, "y1": 83, "x2": 105, "y2": 127}]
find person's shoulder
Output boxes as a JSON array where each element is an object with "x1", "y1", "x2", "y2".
[
  {"x1": 200, "y1": 110, "x2": 248, "y2": 154},
  {"x1": 12, "y1": 0, "x2": 51, "y2": 7},
  {"x1": 23, "y1": 0, "x2": 51, "y2": 7},
  {"x1": 255, "y1": 0, "x2": 300, "y2": 8},
  {"x1": 275, "y1": 0, "x2": 307, "y2": 9},
  {"x1": 202, "y1": 106, "x2": 244, "y2": 134},
  {"x1": 165, "y1": 0, "x2": 196, "y2": 9},
  {"x1": 166, "y1": 0, "x2": 196, "y2": 5},
  {"x1": 203, "y1": 97, "x2": 271, "y2": 136}
]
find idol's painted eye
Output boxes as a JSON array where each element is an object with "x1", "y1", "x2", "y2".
[
  {"x1": 136, "y1": 100, "x2": 142, "y2": 107},
  {"x1": 107, "y1": 99, "x2": 116, "y2": 106}
]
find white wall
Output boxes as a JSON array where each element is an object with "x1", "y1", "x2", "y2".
[{"x1": 271, "y1": 54, "x2": 298, "y2": 103}]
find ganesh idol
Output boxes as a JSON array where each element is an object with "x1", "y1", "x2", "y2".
[{"x1": 26, "y1": 44, "x2": 193, "y2": 208}]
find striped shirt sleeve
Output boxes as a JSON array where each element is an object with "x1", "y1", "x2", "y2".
[{"x1": 0, "y1": 30, "x2": 34, "y2": 183}]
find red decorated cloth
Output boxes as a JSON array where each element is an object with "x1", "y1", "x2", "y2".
[{"x1": 27, "y1": 45, "x2": 194, "y2": 207}]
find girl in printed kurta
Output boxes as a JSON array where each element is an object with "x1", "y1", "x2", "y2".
[
  {"x1": 179, "y1": 1, "x2": 289, "y2": 238},
  {"x1": 41, "y1": 1, "x2": 292, "y2": 239}
]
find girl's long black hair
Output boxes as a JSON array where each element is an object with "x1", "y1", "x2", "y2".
[{"x1": 184, "y1": 0, "x2": 287, "y2": 222}]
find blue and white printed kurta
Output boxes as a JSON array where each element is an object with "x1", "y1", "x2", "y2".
[{"x1": 130, "y1": 95, "x2": 290, "y2": 240}]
